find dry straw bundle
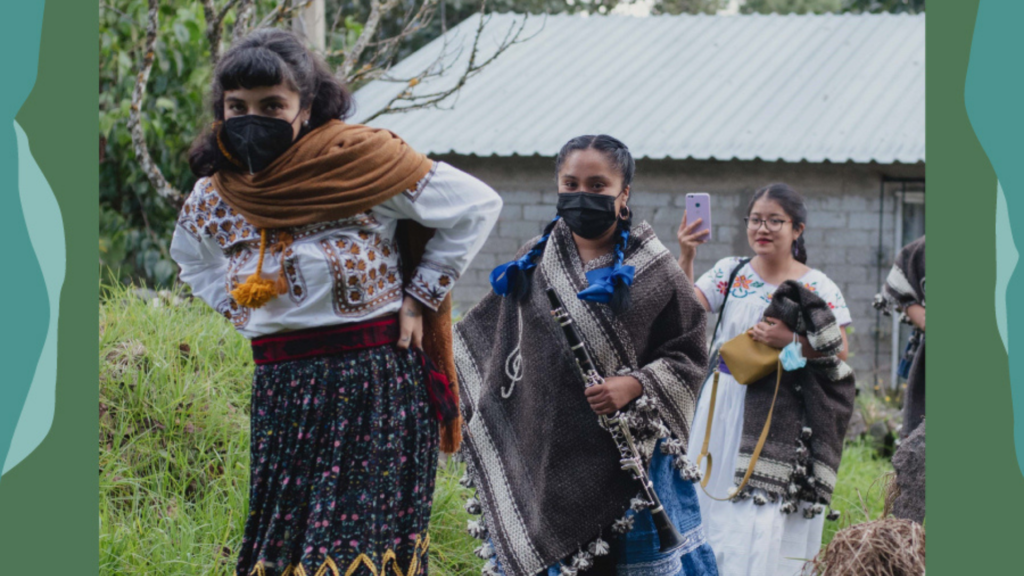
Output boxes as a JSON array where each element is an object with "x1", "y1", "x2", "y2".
[{"x1": 809, "y1": 516, "x2": 925, "y2": 576}]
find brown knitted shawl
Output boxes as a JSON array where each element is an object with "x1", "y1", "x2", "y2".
[
  {"x1": 734, "y1": 281, "x2": 856, "y2": 513},
  {"x1": 212, "y1": 120, "x2": 461, "y2": 453}
]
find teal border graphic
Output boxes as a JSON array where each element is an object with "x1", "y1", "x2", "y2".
[
  {"x1": 0, "y1": 2, "x2": 49, "y2": 486},
  {"x1": 0, "y1": 0, "x2": 98, "y2": 568},
  {"x1": 931, "y1": 0, "x2": 1024, "y2": 573},
  {"x1": 964, "y1": 0, "x2": 1024, "y2": 479},
  {"x1": 3, "y1": 121, "x2": 66, "y2": 476}
]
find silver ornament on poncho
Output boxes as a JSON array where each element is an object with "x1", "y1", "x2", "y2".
[
  {"x1": 612, "y1": 515, "x2": 635, "y2": 534},
  {"x1": 588, "y1": 537, "x2": 611, "y2": 557},
  {"x1": 474, "y1": 541, "x2": 496, "y2": 559},
  {"x1": 571, "y1": 551, "x2": 595, "y2": 571},
  {"x1": 481, "y1": 559, "x2": 500, "y2": 576},
  {"x1": 467, "y1": 518, "x2": 488, "y2": 540},
  {"x1": 558, "y1": 563, "x2": 579, "y2": 576}
]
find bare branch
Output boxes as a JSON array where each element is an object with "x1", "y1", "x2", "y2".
[
  {"x1": 336, "y1": 0, "x2": 442, "y2": 90},
  {"x1": 128, "y1": 0, "x2": 183, "y2": 205},
  {"x1": 203, "y1": 0, "x2": 241, "y2": 64},
  {"x1": 233, "y1": 0, "x2": 257, "y2": 40},
  {"x1": 257, "y1": 0, "x2": 310, "y2": 29},
  {"x1": 361, "y1": 8, "x2": 538, "y2": 123},
  {"x1": 341, "y1": 0, "x2": 410, "y2": 80},
  {"x1": 361, "y1": 0, "x2": 438, "y2": 66},
  {"x1": 367, "y1": 36, "x2": 464, "y2": 86},
  {"x1": 341, "y1": 0, "x2": 384, "y2": 80},
  {"x1": 217, "y1": 0, "x2": 241, "y2": 23}
]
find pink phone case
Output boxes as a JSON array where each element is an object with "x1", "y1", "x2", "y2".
[{"x1": 686, "y1": 193, "x2": 712, "y2": 242}]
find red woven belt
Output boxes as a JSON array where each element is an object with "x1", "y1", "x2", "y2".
[{"x1": 251, "y1": 315, "x2": 399, "y2": 365}]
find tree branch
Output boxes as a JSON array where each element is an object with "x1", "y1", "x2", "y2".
[
  {"x1": 361, "y1": 8, "x2": 537, "y2": 123},
  {"x1": 233, "y1": 0, "x2": 257, "y2": 40},
  {"x1": 128, "y1": 0, "x2": 183, "y2": 205},
  {"x1": 341, "y1": 0, "x2": 406, "y2": 80},
  {"x1": 359, "y1": 0, "x2": 438, "y2": 70},
  {"x1": 257, "y1": 0, "x2": 310, "y2": 29},
  {"x1": 203, "y1": 0, "x2": 242, "y2": 64}
]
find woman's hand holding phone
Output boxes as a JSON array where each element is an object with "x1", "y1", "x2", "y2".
[{"x1": 677, "y1": 210, "x2": 711, "y2": 277}]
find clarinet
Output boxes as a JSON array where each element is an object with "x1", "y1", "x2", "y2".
[{"x1": 545, "y1": 288, "x2": 685, "y2": 553}]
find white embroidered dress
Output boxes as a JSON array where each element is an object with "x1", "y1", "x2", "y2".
[
  {"x1": 686, "y1": 257, "x2": 852, "y2": 576},
  {"x1": 170, "y1": 161, "x2": 502, "y2": 337}
]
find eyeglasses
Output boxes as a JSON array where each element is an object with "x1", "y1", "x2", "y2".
[{"x1": 745, "y1": 217, "x2": 791, "y2": 232}]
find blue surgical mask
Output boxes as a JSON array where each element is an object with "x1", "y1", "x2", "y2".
[{"x1": 780, "y1": 334, "x2": 807, "y2": 371}]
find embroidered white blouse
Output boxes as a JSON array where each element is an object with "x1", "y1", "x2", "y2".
[
  {"x1": 169, "y1": 161, "x2": 502, "y2": 339},
  {"x1": 695, "y1": 256, "x2": 852, "y2": 352}
]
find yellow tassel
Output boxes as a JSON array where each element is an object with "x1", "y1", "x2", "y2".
[{"x1": 231, "y1": 229, "x2": 278, "y2": 308}]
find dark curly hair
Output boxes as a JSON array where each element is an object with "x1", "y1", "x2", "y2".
[{"x1": 188, "y1": 28, "x2": 354, "y2": 177}]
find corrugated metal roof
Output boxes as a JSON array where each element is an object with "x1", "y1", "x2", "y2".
[{"x1": 351, "y1": 13, "x2": 924, "y2": 164}]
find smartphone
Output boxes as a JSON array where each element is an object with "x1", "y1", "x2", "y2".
[{"x1": 685, "y1": 193, "x2": 712, "y2": 242}]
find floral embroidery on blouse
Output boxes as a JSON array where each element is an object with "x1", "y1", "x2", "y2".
[
  {"x1": 707, "y1": 261, "x2": 766, "y2": 300},
  {"x1": 406, "y1": 259, "x2": 460, "y2": 310},
  {"x1": 280, "y1": 246, "x2": 308, "y2": 304},
  {"x1": 216, "y1": 250, "x2": 254, "y2": 328},
  {"x1": 402, "y1": 161, "x2": 439, "y2": 203},
  {"x1": 216, "y1": 296, "x2": 250, "y2": 329},
  {"x1": 178, "y1": 178, "x2": 258, "y2": 249},
  {"x1": 699, "y1": 256, "x2": 850, "y2": 317},
  {"x1": 319, "y1": 231, "x2": 404, "y2": 318}
]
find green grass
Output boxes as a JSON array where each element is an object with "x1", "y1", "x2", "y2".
[
  {"x1": 821, "y1": 439, "x2": 894, "y2": 547},
  {"x1": 99, "y1": 283, "x2": 890, "y2": 575}
]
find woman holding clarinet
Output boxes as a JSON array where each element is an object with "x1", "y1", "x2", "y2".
[{"x1": 453, "y1": 135, "x2": 718, "y2": 576}]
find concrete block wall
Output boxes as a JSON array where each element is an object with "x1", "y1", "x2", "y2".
[{"x1": 439, "y1": 154, "x2": 924, "y2": 390}]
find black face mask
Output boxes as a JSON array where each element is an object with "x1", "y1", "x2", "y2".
[
  {"x1": 222, "y1": 113, "x2": 300, "y2": 174},
  {"x1": 556, "y1": 191, "x2": 621, "y2": 239}
]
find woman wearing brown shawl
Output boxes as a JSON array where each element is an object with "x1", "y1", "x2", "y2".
[
  {"x1": 454, "y1": 135, "x2": 717, "y2": 576},
  {"x1": 169, "y1": 29, "x2": 501, "y2": 576},
  {"x1": 874, "y1": 235, "x2": 926, "y2": 437}
]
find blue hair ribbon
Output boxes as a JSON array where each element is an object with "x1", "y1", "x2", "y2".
[
  {"x1": 577, "y1": 226, "x2": 635, "y2": 303},
  {"x1": 490, "y1": 217, "x2": 636, "y2": 303},
  {"x1": 489, "y1": 217, "x2": 559, "y2": 296},
  {"x1": 489, "y1": 253, "x2": 537, "y2": 296}
]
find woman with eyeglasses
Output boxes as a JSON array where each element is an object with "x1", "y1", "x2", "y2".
[{"x1": 675, "y1": 184, "x2": 852, "y2": 576}]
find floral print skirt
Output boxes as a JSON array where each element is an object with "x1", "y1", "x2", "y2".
[{"x1": 236, "y1": 344, "x2": 440, "y2": 576}]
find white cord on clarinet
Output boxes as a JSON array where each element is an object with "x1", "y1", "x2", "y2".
[{"x1": 502, "y1": 305, "x2": 525, "y2": 398}]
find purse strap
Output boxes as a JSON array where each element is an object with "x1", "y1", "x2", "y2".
[
  {"x1": 709, "y1": 257, "x2": 753, "y2": 358},
  {"x1": 697, "y1": 358, "x2": 783, "y2": 501}
]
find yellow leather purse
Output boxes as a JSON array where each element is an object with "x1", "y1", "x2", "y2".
[{"x1": 719, "y1": 327, "x2": 780, "y2": 385}]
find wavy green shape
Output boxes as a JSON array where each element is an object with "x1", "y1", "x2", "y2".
[
  {"x1": 996, "y1": 181, "x2": 1016, "y2": 354},
  {"x1": 965, "y1": 0, "x2": 1024, "y2": 478},
  {"x1": 2, "y1": 121, "x2": 65, "y2": 475},
  {"x1": 0, "y1": 1, "x2": 49, "y2": 485}
]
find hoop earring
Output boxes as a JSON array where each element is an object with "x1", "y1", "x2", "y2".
[{"x1": 618, "y1": 204, "x2": 631, "y2": 221}]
